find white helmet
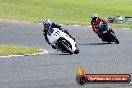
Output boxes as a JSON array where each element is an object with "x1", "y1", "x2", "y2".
[
  {"x1": 43, "y1": 18, "x2": 52, "y2": 25},
  {"x1": 91, "y1": 14, "x2": 98, "y2": 19}
]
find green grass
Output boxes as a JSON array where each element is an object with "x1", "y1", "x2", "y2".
[
  {"x1": 110, "y1": 23, "x2": 132, "y2": 28},
  {"x1": 0, "y1": 44, "x2": 44, "y2": 56},
  {"x1": 0, "y1": 0, "x2": 132, "y2": 27}
]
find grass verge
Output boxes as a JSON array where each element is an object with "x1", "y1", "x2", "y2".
[
  {"x1": 110, "y1": 23, "x2": 132, "y2": 28},
  {"x1": 0, "y1": 0, "x2": 132, "y2": 28},
  {"x1": 0, "y1": 44, "x2": 44, "y2": 56}
]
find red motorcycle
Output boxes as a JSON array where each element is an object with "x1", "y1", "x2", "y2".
[{"x1": 96, "y1": 24, "x2": 119, "y2": 44}]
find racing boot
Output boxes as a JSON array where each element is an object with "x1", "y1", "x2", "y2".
[
  {"x1": 101, "y1": 37, "x2": 105, "y2": 42},
  {"x1": 51, "y1": 45, "x2": 56, "y2": 49},
  {"x1": 97, "y1": 33, "x2": 102, "y2": 38}
]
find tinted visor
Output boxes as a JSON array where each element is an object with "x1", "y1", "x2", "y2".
[
  {"x1": 44, "y1": 24, "x2": 50, "y2": 28},
  {"x1": 92, "y1": 17, "x2": 97, "y2": 20}
]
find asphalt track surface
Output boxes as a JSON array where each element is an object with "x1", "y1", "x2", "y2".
[{"x1": 0, "y1": 21, "x2": 132, "y2": 88}]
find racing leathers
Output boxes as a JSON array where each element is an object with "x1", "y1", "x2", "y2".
[
  {"x1": 91, "y1": 17, "x2": 110, "y2": 40},
  {"x1": 91, "y1": 17, "x2": 108, "y2": 33}
]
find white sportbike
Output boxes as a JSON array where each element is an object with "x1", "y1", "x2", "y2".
[{"x1": 47, "y1": 28, "x2": 79, "y2": 54}]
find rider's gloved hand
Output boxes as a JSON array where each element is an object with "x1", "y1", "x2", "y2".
[{"x1": 103, "y1": 24, "x2": 107, "y2": 27}]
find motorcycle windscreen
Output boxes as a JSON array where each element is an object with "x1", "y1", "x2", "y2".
[
  {"x1": 47, "y1": 28, "x2": 62, "y2": 43},
  {"x1": 47, "y1": 28, "x2": 54, "y2": 36}
]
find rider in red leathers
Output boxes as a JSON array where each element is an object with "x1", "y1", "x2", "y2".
[
  {"x1": 90, "y1": 14, "x2": 118, "y2": 43},
  {"x1": 91, "y1": 14, "x2": 109, "y2": 39}
]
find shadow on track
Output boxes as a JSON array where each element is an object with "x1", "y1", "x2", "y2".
[
  {"x1": 51, "y1": 53, "x2": 72, "y2": 55},
  {"x1": 78, "y1": 42, "x2": 111, "y2": 46}
]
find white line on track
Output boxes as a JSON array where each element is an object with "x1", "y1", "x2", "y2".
[
  {"x1": 88, "y1": 25, "x2": 92, "y2": 27},
  {"x1": 72, "y1": 25, "x2": 80, "y2": 27},
  {"x1": 123, "y1": 28, "x2": 131, "y2": 29}
]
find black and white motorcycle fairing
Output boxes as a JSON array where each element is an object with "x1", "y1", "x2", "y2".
[{"x1": 47, "y1": 28, "x2": 79, "y2": 54}]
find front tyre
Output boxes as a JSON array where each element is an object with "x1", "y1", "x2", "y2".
[
  {"x1": 74, "y1": 44, "x2": 79, "y2": 54},
  {"x1": 74, "y1": 49, "x2": 79, "y2": 54},
  {"x1": 111, "y1": 33, "x2": 119, "y2": 44},
  {"x1": 59, "y1": 40, "x2": 73, "y2": 54},
  {"x1": 114, "y1": 37, "x2": 119, "y2": 44}
]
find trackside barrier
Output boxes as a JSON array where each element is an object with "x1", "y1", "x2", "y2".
[{"x1": 125, "y1": 17, "x2": 132, "y2": 23}]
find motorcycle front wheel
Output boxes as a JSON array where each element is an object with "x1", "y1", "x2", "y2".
[
  {"x1": 59, "y1": 39, "x2": 73, "y2": 54},
  {"x1": 110, "y1": 33, "x2": 119, "y2": 44}
]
